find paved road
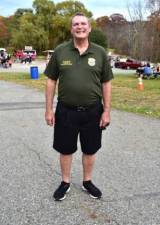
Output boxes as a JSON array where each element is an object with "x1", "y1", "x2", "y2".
[
  {"x1": 0, "y1": 60, "x2": 46, "y2": 74},
  {"x1": 0, "y1": 80, "x2": 160, "y2": 225},
  {"x1": 0, "y1": 60, "x2": 135, "y2": 75}
]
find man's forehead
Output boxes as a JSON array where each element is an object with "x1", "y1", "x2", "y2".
[{"x1": 72, "y1": 15, "x2": 89, "y2": 24}]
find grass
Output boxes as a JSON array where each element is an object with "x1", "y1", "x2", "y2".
[
  {"x1": 112, "y1": 74, "x2": 160, "y2": 118},
  {"x1": 0, "y1": 72, "x2": 160, "y2": 118},
  {"x1": 0, "y1": 72, "x2": 46, "y2": 91}
]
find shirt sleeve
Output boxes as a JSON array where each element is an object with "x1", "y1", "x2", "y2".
[
  {"x1": 44, "y1": 51, "x2": 59, "y2": 80},
  {"x1": 101, "y1": 51, "x2": 114, "y2": 82}
]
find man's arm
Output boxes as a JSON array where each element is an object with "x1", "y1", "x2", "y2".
[
  {"x1": 45, "y1": 78, "x2": 57, "y2": 126},
  {"x1": 99, "y1": 80, "x2": 112, "y2": 128}
]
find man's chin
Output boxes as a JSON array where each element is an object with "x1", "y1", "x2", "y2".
[{"x1": 75, "y1": 35, "x2": 87, "y2": 40}]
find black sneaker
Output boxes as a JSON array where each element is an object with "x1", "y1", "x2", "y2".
[
  {"x1": 82, "y1": 180, "x2": 102, "y2": 199},
  {"x1": 53, "y1": 181, "x2": 70, "y2": 201}
]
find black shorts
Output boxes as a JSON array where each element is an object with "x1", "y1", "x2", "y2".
[{"x1": 53, "y1": 101, "x2": 103, "y2": 155}]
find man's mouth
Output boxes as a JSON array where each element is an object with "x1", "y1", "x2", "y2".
[{"x1": 76, "y1": 31, "x2": 85, "y2": 34}]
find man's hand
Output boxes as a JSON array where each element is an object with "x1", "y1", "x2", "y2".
[
  {"x1": 99, "y1": 111, "x2": 110, "y2": 129},
  {"x1": 45, "y1": 110, "x2": 55, "y2": 126},
  {"x1": 45, "y1": 78, "x2": 57, "y2": 126}
]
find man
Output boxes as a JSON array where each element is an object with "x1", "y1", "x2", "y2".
[{"x1": 44, "y1": 12, "x2": 113, "y2": 201}]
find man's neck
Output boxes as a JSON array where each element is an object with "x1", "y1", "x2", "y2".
[{"x1": 73, "y1": 39, "x2": 89, "y2": 55}]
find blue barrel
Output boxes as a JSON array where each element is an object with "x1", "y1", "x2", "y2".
[{"x1": 30, "y1": 66, "x2": 39, "y2": 79}]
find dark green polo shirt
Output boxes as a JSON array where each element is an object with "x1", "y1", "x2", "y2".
[{"x1": 44, "y1": 40, "x2": 113, "y2": 106}]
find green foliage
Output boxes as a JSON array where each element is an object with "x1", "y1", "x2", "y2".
[
  {"x1": 112, "y1": 74, "x2": 160, "y2": 118},
  {"x1": 6, "y1": 0, "x2": 95, "y2": 52},
  {"x1": 10, "y1": 14, "x2": 49, "y2": 52},
  {"x1": 33, "y1": 0, "x2": 56, "y2": 31},
  {"x1": 33, "y1": 0, "x2": 56, "y2": 15},
  {"x1": 89, "y1": 28, "x2": 108, "y2": 48},
  {"x1": 55, "y1": 0, "x2": 92, "y2": 17},
  {"x1": 51, "y1": 1, "x2": 93, "y2": 46},
  {"x1": 14, "y1": 8, "x2": 33, "y2": 17}
]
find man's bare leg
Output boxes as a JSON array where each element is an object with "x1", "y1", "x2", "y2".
[
  {"x1": 60, "y1": 154, "x2": 73, "y2": 183},
  {"x1": 53, "y1": 154, "x2": 72, "y2": 200},
  {"x1": 82, "y1": 153, "x2": 96, "y2": 181},
  {"x1": 82, "y1": 153, "x2": 102, "y2": 198}
]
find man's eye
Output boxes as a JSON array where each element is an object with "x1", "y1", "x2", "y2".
[{"x1": 73, "y1": 23, "x2": 87, "y2": 26}]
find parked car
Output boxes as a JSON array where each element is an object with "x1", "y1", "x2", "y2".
[
  {"x1": 14, "y1": 50, "x2": 23, "y2": 60},
  {"x1": 14, "y1": 49, "x2": 37, "y2": 62},
  {"x1": 23, "y1": 49, "x2": 37, "y2": 60},
  {"x1": 115, "y1": 59, "x2": 143, "y2": 69},
  {"x1": 0, "y1": 48, "x2": 6, "y2": 52}
]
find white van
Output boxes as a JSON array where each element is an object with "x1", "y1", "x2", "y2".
[
  {"x1": 23, "y1": 49, "x2": 37, "y2": 60},
  {"x1": 0, "y1": 48, "x2": 6, "y2": 52}
]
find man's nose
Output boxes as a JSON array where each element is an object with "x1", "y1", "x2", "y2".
[{"x1": 77, "y1": 23, "x2": 83, "y2": 28}]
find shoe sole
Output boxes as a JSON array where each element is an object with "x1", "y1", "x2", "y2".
[
  {"x1": 54, "y1": 187, "x2": 71, "y2": 201},
  {"x1": 82, "y1": 186, "x2": 101, "y2": 199}
]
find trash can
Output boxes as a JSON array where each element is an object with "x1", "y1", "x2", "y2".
[{"x1": 30, "y1": 66, "x2": 39, "y2": 79}]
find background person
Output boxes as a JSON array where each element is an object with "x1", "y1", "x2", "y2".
[
  {"x1": 44, "y1": 12, "x2": 113, "y2": 201},
  {"x1": 143, "y1": 63, "x2": 152, "y2": 79}
]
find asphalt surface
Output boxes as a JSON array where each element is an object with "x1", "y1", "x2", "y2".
[
  {"x1": 0, "y1": 80, "x2": 160, "y2": 225},
  {"x1": 0, "y1": 60, "x2": 46, "y2": 74},
  {"x1": 0, "y1": 60, "x2": 135, "y2": 75}
]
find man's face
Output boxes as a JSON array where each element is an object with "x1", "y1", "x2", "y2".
[{"x1": 71, "y1": 15, "x2": 91, "y2": 40}]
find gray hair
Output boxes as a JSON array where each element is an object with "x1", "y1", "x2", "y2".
[{"x1": 71, "y1": 12, "x2": 91, "y2": 25}]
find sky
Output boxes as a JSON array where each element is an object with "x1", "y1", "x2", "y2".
[{"x1": 0, "y1": 0, "x2": 147, "y2": 20}]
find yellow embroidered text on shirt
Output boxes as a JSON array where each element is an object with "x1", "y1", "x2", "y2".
[{"x1": 61, "y1": 60, "x2": 72, "y2": 66}]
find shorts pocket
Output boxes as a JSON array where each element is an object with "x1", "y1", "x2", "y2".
[
  {"x1": 88, "y1": 103, "x2": 103, "y2": 123},
  {"x1": 55, "y1": 103, "x2": 68, "y2": 125}
]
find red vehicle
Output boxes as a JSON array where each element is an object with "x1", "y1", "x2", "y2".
[
  {"x1": 14, "y1": 50, "x2": 23, "y2": 59},
  {"x1": 115, "y1": 59, "x2": 142, "y2": 69},
  {"x1": 14, "y1": 49, "x2": 37, "y2": 61}
]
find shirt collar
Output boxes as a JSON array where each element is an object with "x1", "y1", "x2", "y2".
[{"x1": 69, "y1": 39, "x2": 94, "y2": 54}]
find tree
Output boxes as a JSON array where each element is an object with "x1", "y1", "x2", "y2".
[
  {"x1": 4, "y1": 0, "x2": 95, "y2": 52},
  {"x1": 146, "y1": 0, "x2": 160, "y2": 13},
  {"x1": 0, "y1": 17, "x2": 10, "y2": 47},
  {"x1": 11, "y1": 8, "x2": 34, "y2": 31},
  {"x1": 145, "y1": 0, "x2": 160, "y2": 61},
  {"x1": 14, "y1": 8, "x2": 33, "y2": 17},
  {"x1": 33, "y1": 0, "x2": 93, "y2": 48},
  {"x1": 33, "y1": 0, "x2": 56, "y2": 31},
  {"x1": 126, "y1": 0, "x2": 147, "y2": 60},
  {"x1": 55, "y1": 0, "x2": 92, "y2": 16},
  {"x1": 10, "y1": 13, "x2": 49, "y2": 52},
  {"x1": 89, "y1": 28, "x2": 108, "y2": 48},
  {"x1": 96, "y1": 16, "x2": 110, "y2": 29},
  {"x1": 52, "y1": 1, "x2": 93, "y2": 46},
  {"x1": 96, "y1": 14, "x2": 129, "y2": 55}
]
